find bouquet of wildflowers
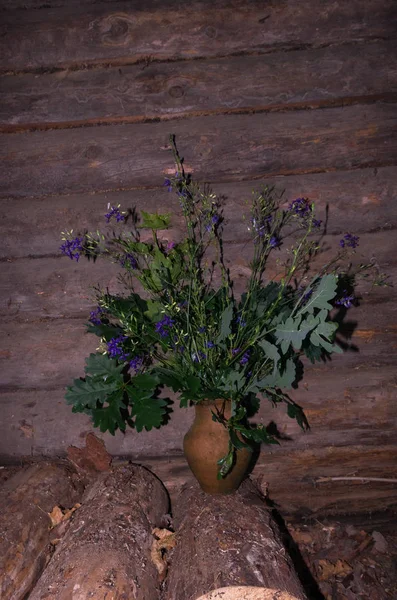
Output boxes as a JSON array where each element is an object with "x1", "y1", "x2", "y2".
[{"x1": 61, "y1": 135, "x2": 372, "y2": 476}]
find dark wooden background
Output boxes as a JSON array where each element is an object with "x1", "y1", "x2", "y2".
[{"x1": 1, "y1": 0, "x2": 396, "y2": 517}]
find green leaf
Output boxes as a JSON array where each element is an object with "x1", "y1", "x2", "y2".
[
  {"x1": 237, "y1": 424, "x2": 278, "y2": 445},
  {"x1": 86, "y1": 323, "x2": 122, "y2": 341},
  {"x1": 84, "y1": 353, "x2": 124, "y2": 379},
  {"x1": 287, "y1": 403, "x2": 309, "y2": 430},
  {"x1": 91, "y1": 389, "x2": 128, "y2": 435},
  {"x1": 277, "y1": 358, "x2": 296, "y2": 389},
  {"x1": 310, "y1": 311, "x2": 342, "y2": 354},
  {"x1": 138, "y1": 211, "x2": 171, "y2": 230},
  {"x1": 144, "y1": 300, "x2": 163, "y2": 322},
  {"x1": 216, "y1": 304, "x2": 233, "y2": 343},
  {"x1": 229, "y1": 429, "x2": 249, "y2": 450},
  {"x1": 298, "y1": 274, "x2": 337, "y2": 315},
  {"x1": 128, "y1": 393, "x2": 168, "y2": 431},
  {"x1": 65, "y1": 377, "x2": 120, "y2": 410},
  {"x1": 275, "y1": 315, "x2": 306, "y2": 354},
  {"x1": 258, "y1": 339, "x2": 280, "y2": 373},
  {"x1": 218, "y1": 370, "x2": 245, "y2": 394},
  {"x1": 217, "y1": 444, "x2": 235, "y2": 479}
]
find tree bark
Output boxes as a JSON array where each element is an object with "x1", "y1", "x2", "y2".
[
  {"x1": 164, "y1": 479, "x2": 308, "y2": 600},
  {"x1": 0, "y1": 461, "x2": 84, "y2": 600},
  {"x1": 29, "y1": 463, "x2": 170, "y2": 600}
]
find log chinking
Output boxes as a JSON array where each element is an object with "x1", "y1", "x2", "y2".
[
  {"x1": 0, "y1": 461, "x2": 84, "y2": 600},
  {"x1": 29, "y1": 464, "x2": 170, "y2": 600},
  {"x1": 164, "y1": 479, "x2": 308, "y2": 600}
]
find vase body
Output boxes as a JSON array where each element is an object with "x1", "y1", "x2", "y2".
[{"x1": 183, "y1": 399, "x2": 252, "y2": 494}]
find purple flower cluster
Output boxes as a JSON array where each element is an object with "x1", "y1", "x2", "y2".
[
  {"x1": 232, "y1": 347, "x2": 251, "y2": 365},
  {"x1": 240, "y1": 350, "x2": 251, "y2": 365},
  {"x1": 107, "y1": 335, "x2": 130, "y2": 361},
  {"x1": 339, "y1": 233, "x2": 359, "y2": 249},
  {"x1": 236, "y1": 315, "x2": 246, "y2": 327},
  {"x1": 164, "y1": 178, "x2": 173, "y2": 192},
  {"x1": 204, "y1": 213, "x2": 220, "y2": 232},
  {"x1": 60, "y1": 236, "x2": 84, "y2": 262},
  {"x1": 120, "y1": 253, "x2": 138, "y2": 269},
  {"x1": 269, "y1": 235, "x2": 281, "y2": 248},
  {"x1": 155, "y1": 315, "x2": 175, "y2": 338},
  {"x1": 192, "y1": 351, "x2": 207, "y2": 362},
  {"x1": 206, "y1": 341, "x2": 215, "y2": 348},
  {"x1": 289, "y1": 197, "x2": 311, "y2": 217},
  {"x1": 105, "y1": 206, "x2": 125, "y2": 223},
  {"x1": 335, "y1": 291, "x2": 356, "y2": 309},
  {"x1": 129, "y1": 355, "x2": 144, "y2": 373},
  {"x1": 89, "y1": 306, "x2": 104, "y2": 325}
]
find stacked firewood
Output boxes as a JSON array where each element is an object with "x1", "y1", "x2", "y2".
[{"x1": 0, "y1": 436, "x2": 307, "y2": 600}]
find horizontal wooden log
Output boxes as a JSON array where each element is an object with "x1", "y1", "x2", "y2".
[
  {"x1": 1, "y1": 1, "x2": 396, "y2": 72},
  {"x1": 2, "y1": 41, "x2": 397, "y2": 130},
  {"x1": 1, "y1": 229, "x2": 395, "y2": 318},
  {"x1": 144, "y1": 444, "x2": 397, "y2": 518},
  {"x1": 164, "y1": 479, "x2": 307, "y2": 600},
  {"x1": 0, "y1": 461, "x2": 84, "y2": 600},
  {"x1": 1, "y1": 166, "x2": 397, "y2": 258},
  {"x1": 0, "y1": 364, "x2": 396, "y2": 461},
  {"x1": 29, "y1": 464, "x2": 169, "y2": 600},
  {"x1": 2, "y1": 103, "x2": 397, "y2": 199},
  {"x1": 0, "y1": 304, "x2": 396, "y2": 387}
]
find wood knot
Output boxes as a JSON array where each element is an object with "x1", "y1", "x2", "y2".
[
  {"x1": 96, "y1": 13, "x2": 135, "y2": 47},
  {"x1": 169, "y1": 85, "x2": 185, "y2": 99}
]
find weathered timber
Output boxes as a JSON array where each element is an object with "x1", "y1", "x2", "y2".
[
  {"x1": 29, "y1": 464, "x2": 169, "y2": 600},
  {"x1": 1, "y1": 166, "x2": 397, "y2": 259},
  {"x1": 0, "y1": 461, "x2": 84, "y2": 600},
  {"x1": 2, "y1": 104, "x2": 397, "y2": 198},
  {"x1": 1, "y1": 364, "x2": 396, "y2": 477},
  {"x1": 144, "y1": 445, "x2": 397, "y2": 518},
  {"x1": 164, "y1": 478, "x2": 307, "y2": 599},
  {"x1": 1, "y1": 229, "x2": 395, "y2": 319},
  {"x1": 1, "y1": 41, "x2": 397, "y2": 130},
  {"x1": 1, "y1": 0, "x2": 396, "y2": 72}
]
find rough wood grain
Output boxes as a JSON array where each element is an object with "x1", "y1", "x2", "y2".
[
  {"x1": 1, "y1": 103, "x2": 397, "y2": 198},
  {"x1": 1, "y1": 41, "x2": 397, "y2": 130},
  {"x1": 1, "y1": 0, "x2": 396, "y2": 72},
  {"x1": 29, "y1": 464, "x2": 169, "y2": 600},
  {"x1": 1, "y1": 166, "x2": 396, "y2": 258},
  {"x1": 0, "y1": 360, "x2": 396, "y2": 459},
  {"x1": 164, "y1": 479, "x2": 308, "y2": 600},
  {"x1": 1, "y1": 228, "x2": 395, "y2": 319},
  {"x1": 0, "y1": 461, "x2": 84, "y2": 600}
]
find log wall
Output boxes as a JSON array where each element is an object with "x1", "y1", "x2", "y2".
[{"x1": 1, "y1": 0, "x2": 396, "y2": 517}]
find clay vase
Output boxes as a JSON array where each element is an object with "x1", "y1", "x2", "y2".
[{"x1": 183, "y1": 399, "x2": 252, "y2": 494}]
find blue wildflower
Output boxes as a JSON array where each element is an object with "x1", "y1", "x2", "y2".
[
  {"x1": 339, "y1": 233, "x2": 359, "y2": 249},
  {"x1": 107, "y1": 335, "x2": 130, "y2": 361},
  {"x1": 269, "y1": 236, "x2": 281, "y2": 248},
  {"x1": 288, "y1": 197, "x2": 311, "y2": 217},
  {"x1": 312, "y1": 218, "x2": 322, "y2": 228},
  {"x1": 60, "y1": 236, "x2": 84, "y2": 262},
  {"x1": 206, "y1": 341, "x2": 215, "y2": 348},
  {"x1": 129, "y1": 355, "x2": 144, "y2": 373},
  {"x1": 120, "y1": 253, "x2": 138, "y2": 269},
  {"x1": 232, "y1": 348, "x2": 241, "y2": 356},
  {"x1": 155, "y1": 315, "x2": 175, "y2": 338},
  {"x1": 192, "y1": 351, "x2": 207, "y2": 362},
  {"x1": 164, "y1": 178, "x2": 172, "y2": 192},
  {"x1": 198, "y1": 326, "x2": 206, "y2": 334},
  {"x1": 236, "y1": 315, "x2": 246, "y2": 327},
  {"x1": 240, "y1": 350, "x2": 251, "y2": 365},
  {"x1": 105, "y1": 205, "x2": 125, "y2": 223},
  {"x1": 335, "y1": 291, "x2": 356, "y2": 308},
  {"x1": 89, "y1": 306, "x2": 103, "y2": 325}
]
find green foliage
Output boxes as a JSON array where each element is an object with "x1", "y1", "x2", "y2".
[{"x1": 61, "y1": 135, "x2": 378, "y2": 478}]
